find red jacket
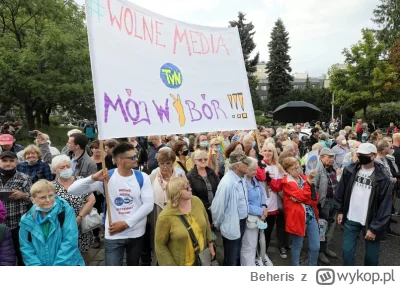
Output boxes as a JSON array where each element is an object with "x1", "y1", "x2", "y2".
[{"x1": 281, "y1": 174, "x2": 319, "y2": 237}]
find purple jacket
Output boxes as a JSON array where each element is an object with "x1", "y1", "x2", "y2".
[
  {"x1": 0, "y1": 225, "x2": 16, "y2": 266},
  {"x1": 0, "y1": 200, "x2": 6, "y2": 223}
]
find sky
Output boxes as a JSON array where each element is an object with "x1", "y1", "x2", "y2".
[{"x1": 75, "y1": 0, "x2": 380, "y2": 77}]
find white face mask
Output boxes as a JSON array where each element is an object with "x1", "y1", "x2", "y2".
[
  {"x1": 342, "y1": 140, "x2": 347, "y2": 145},
  {"x1": 59, "y1": 168, "x2": 73, "y2": 179},
  {"x1": 174, "y1": 136, "x2": 179, "y2": 141}
]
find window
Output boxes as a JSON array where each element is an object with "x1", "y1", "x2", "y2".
[{"x1": 261, "y1": 86, "x2": 267, "y2": 91}]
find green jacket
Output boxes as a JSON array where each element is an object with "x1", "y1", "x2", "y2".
[{"x1": 155, "y1": 196, "x2": 213, "y2": 266}]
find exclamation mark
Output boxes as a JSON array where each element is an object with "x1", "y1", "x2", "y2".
[
  {"x1": 233, "y1": 93, "x2": 238, "y2": 110},
  {"x1": 227, "y1": 94, "x2": 233, "y2": 109}
]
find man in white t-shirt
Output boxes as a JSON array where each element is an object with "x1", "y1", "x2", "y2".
[
  {"x1": 335, "y1": 143, "x2": 392, "y2": 266},
  {"x1": 68, "y1": 142, "x2": 154, "y2": 266}
]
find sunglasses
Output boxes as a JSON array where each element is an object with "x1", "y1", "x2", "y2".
[
  {"x1": 123, "y1": 155, "x2": 138, "y2": 161},
  {"x1": 196, "y1": 158, "x2": 208, "y2": 162}
]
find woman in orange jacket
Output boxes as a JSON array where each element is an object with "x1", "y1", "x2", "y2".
[{"x1": 281, "y1": 157, "x2": 320, "y2": 266}]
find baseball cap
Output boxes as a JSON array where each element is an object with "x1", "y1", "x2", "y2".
[
  {"x1": 356, "y1": 143, "x2": 377, "y2": 155},
  {"x1": 0, "y1": 151, "x2": 18, "y2": 159},
  {"x1": 0, "y1": 134, "x2": 14, "y2": 145},
  {"x1": 229, "y1": 150, "x2": 252, "y2": 165},
  {"x1": 319, "y1": 148, "x2": 335, "y2": 156}
]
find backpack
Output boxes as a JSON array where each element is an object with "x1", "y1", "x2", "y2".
[
  {"x1": 27, "y1": 210, "x2": 65, "y2": 242},
  {"x1": 102, "y1": 169, "x2": 144, "y2": 223},
  {"x1": 0, "y1": 224, "x2": 6, "y2": 243}
]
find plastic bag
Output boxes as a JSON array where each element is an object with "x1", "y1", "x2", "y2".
[{"x1": 81, "y1": 208, "x2": 103, "y2": 234}]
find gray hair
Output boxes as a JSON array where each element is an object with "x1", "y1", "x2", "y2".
[
  {"x1": 193, "y1": 150, "x2": 208, "y2": 160},
  {"x1": 229, "y1": 161, "x2": 241, "y2": 170},
  {"x1": 284, "y1": 142, "x2": 296, "y2": 152},
  {"x1": 319, "y1": 132, "x2": 329, "y2": 141},
  {"x1": 247, "y1": 157, "x2": 258, "y2": 169},
  {"x1": 51, "y1": 155, "x2": 71, "y2": 171},
  {"x1": 339, "y1": 130, "x2": 346, "y2": 136}
]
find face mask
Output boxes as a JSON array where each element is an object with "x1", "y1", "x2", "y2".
[
  {"x1": 47, "y1": 140, "x2": 52, "y2": 146},
  {"x1": 148, "y1": 142, "x2": 154, "y2": 148},
  {"x1": 182, "y1": 150, "x2": 189, "y2": 156},
  {"x1": 358, "y1": 155, "x2": 373, "y2": 165},
  {"x1": 36, "y1": 201, "x2": 57, "y2": 213},
  {"x1": 26, "y1": 159, "x2": 38, "y2": 165},
  {"x1": 342, "y1": 140, "x2": 347, "y2": 145},
  {"x1": 212, "y1": 147, "x2": 219, "y2": 152},
  {"x1": 174, "y1": 136, "x2": 179, "y2": 141},
  {"x1": 59, "y1": 168, "x2": 73, "y2": 179},
  {"x1": 252, "y1": 141, "x2": 256, "y2": 148},
  {"x1": 258, "y1": 220, "x2": 268, "y2": 230},
  {"x1": 200, "y1": 141, "x2": 209, "y2": 148},
  {"x1": 0, "y1": 167, "x2": 16, "y2": 176}
]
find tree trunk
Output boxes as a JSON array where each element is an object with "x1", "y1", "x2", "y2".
[
  {"x1": 35, "y1": 112, "x2": 42, "y2": 129},
  {"x1": 42, "y1": 107, "x2": 51, "y2": 126},
  {"x1": 363, "y1": 104, "x2": 367, "y2": 120},
  {"x1": 25, "y1": 104, "x2": 35, "y2": 131}
]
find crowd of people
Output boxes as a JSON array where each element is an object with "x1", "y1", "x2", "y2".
[{"x1": 0, "y1": 119, "x2": 399, "y2": 266}]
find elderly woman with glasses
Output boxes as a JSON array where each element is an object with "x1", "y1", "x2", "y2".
[
  {"x1": 187, "y1": 150, "x2": 220, "y2": 223},
  {"x1": 281, "y1": 157, "x2": 319, "y2": 266},
  {"x1": 149, "y1": 147, "x2": 186, "y2": 263},
  {"x1": 155, "y1": 177, "x2": 215, "y2": 266},
  {"x1": 19, "y1": 180, "x2": 84, "y2": 266}
]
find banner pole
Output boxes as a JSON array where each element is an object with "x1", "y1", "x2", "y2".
[
  {"x1": 255, "y1": 128, "x2": 262, "y2": 151},
  {"x1": 100, "y1": 140, "x2": 112, "y2": 225}
]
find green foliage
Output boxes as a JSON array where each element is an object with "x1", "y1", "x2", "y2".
[
  {"x1": 266, "y1": 19, "x2": 294, "y2": 111},
  {"x1": 254, "y1": 110, "x2": 264, "y2": 116},
  {"x1": 372, "y1": 0, "x2": 400, "y2": 51},
  {"x1": 256, "y1": 116, "x2": 272, "y2": 127},
  {"x1": 354, "y1": 102, "x2": 400, "y2": 127},
  {"x1": 229, "y1": 12, "x2": 261, "y2": 110},
  {"x1": 328, "y1": 29, "x2": 397, "y2": 119},
  {"x1": 0, "y1": 0, "x2": 94, "y2": 130},
  {"x1": 49, "y1": 116, "x2": 63, "y2": 126},
  {"x1": 288, "y1": 88, "x2": 332, "y2": 120}
]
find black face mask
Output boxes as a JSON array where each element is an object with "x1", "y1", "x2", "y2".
[
  {"x1": 0, "y1": 167, "x2": 16, "y2": 176},
  {"x1": 148, "y1": 142, "x2": 154, "y2": 148},
  {"x1": 358, "y1": 155, "x2": 373, "y2": 165},
  {"x1": 182, "y1": 150, "x2": 189, "y2": 156}
]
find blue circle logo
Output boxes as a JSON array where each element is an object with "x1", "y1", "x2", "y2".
[
  {"x1": 114, "y1": 197, "x2": 124, "y2": 207},
  {"x1": 307, "y1": 155, "x2": 318, "y2": 170},
  {"x1": 160, "y1": 63, "x2": 182, "y2": 89}
]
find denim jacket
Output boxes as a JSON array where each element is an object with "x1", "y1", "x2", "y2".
[
  {"x1": 246, "y1": 177, "x2": 266, "y2": 217},
  {"x1": 211, "y1": 170, "x2": 248, "y2": 240}
]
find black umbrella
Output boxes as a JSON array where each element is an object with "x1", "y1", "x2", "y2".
[{"x1": 273, "y1": 101, "x2": 322, "y2": 123}]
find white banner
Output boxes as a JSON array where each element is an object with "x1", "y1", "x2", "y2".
[
  {"x1": 85, "y1": 0, "x2": 256, "y2": 140},
  {"x1": 306, "y1": 150, "x2": 319, "y2": 175}
]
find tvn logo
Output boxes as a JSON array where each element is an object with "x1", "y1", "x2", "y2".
[{"x1": 316, "y1": 269, "x2": 335, "y2": 285}]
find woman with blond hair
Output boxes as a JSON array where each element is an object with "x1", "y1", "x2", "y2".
[
  {"x1": 281, "y1": 157, "x2": 319, "y2": 266},
  {"x1": 19, "y1": 180, "x2": 84, "y2": 266},
  {"x1": 155, "y1": 177, "x2": 215, "y2": 266},
  {"x1": 17, "y1": 145, "x2": 53, "y2": 183},
  {"x1": 255, "y1": 143, "x2": 286, "y2": 265},
  {"x1": 193, "y1": 133, "x2": 218, "y2": 173}
]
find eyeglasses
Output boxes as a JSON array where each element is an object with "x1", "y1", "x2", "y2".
[
  {"x1": 213, "y1": 144, "x2": 220, "y2": 146},
  {"x1": 123, "y1": 155, "x2": 138, "y2": 161},
  {"x1": 196, "y1": 158, "x2": 208, "y2": 162},
  {"x1": 36, "y1": 194, "x2": 55, "y2": 202},
  {"x1": 289, "y1": 166, "x2": 301, "y2": 171}
]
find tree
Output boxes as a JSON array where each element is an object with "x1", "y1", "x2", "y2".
[
  {"x1": 305, "y1": 75, "x2": 311, "y2": 89},
  {"x1": 266, "y1": 19, "x2": 294, "y2": 111},
  {"x1": 372, "y1": 0, "x2": 400, "y2": 51},
  {"x1": 328, "y1": 29, "x2": 397, "y2": 119},
  {"x1": 229, "y1": 12, "x2": 261, "y2": 110},
  {"x1": 387, "y1": 39, "x2": 400, "y2": 95},
  {"x1": 0, "y1": 0, "x2": 94, "y2": 130}
]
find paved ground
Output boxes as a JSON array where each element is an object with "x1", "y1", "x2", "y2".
[{"x1": 87, "y1": 201, "x2": 400, "y2": 266}]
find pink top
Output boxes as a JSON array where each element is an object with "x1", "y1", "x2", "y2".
[{"x1": 0, "y1": 200, "x2": 6, "y2": 224}]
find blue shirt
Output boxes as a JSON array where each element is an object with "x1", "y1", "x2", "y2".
[{"x1": 232, "y1": 172, "x2": 248, "y2": 219}]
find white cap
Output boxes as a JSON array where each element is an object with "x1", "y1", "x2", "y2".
[
  {"x1": 67, "y1": 129, "x2": 82, "y2": 137},
  {"x1": 356, "y1": 143, "x2": 377, "y2": 155}
]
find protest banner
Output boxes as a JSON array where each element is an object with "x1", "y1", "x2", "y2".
[
  {"x1": 85, "y1": 0, "x2": 256, "y2": 140},
  {"x1": 305, "y1": 150, "x2": 319, "y2": 175}
]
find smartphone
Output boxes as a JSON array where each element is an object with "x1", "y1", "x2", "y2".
[{"x1": 28, "y1": 131, "x2": 37, "y2": 138}]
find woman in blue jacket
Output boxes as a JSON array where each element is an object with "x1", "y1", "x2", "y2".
[
  {"x1": 240, "y1": 157, "x2": 269, "y2": 266},
  {"x1": 19, "y1": 180, "x2": 84, "y2": 266}
]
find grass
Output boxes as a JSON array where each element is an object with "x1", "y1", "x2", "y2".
[{"x1": 16, "y1": 126, "x2": 84, "y2": 151}]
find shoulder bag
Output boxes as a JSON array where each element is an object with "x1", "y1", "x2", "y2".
[{"x1": 178, "y1": 215, "x2": 211, "y2": 266}]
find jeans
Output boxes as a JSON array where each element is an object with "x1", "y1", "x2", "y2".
[
  {"x1": 291, "y1": 218, "x2": 320, "y2": 266},
  {"x1": 320, "y1": 198, "x2": 338, "y2": 253},
  {"x1": 105, "y1": 235, "x2": 144, "y2": 266},
  {"x1": 222, "y1": 219, "x2": 246, "y2": 266},
  {"x1": 342, "y1": 220, "x2": 380, "y2": 266}
]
